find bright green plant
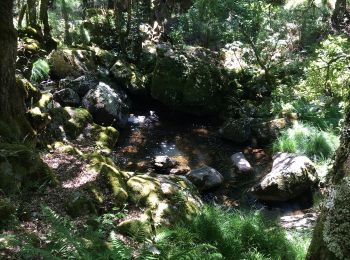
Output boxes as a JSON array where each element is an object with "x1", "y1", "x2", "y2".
[
  {"x1": 30, "y1": 59, "x2": 50, "y2": 83},
  {"x1": 272, "y1": 123, "x2": 339, "y2": 161},
  {"x1": 154, "y1": 205, "x2": 305, "y2": 260}
]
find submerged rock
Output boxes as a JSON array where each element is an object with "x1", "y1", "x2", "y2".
[
  {"x1": 82, "y1": 82, "x2": 130, "y2": 127},
  {"x1": 186, "y1": 166, "x2": 224, "y2": 191},
  {"x1": 251, "y1": 152, "x2": 318, "y2": 201}
]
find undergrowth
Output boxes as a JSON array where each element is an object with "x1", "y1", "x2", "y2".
[
  {"x1": 272, "y1": 122, "x2": 339, "y2": 162},
  {"x1": 2, "y1": 205, "x2": 310, "y2": 259}
]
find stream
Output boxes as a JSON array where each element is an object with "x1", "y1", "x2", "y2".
[{"x1": 113, "y1": 100, "x2": 317, "y2": 230}]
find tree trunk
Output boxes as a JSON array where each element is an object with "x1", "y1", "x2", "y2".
[
  {"x1": 307, "y1": 102, "x2": 350, "y2": 259},
  {"x1": 0, "y1": 0, "x2": 24, "y2": 117},
  {"x1": 332, "y1": 0, "x2": 348, "y2": 32},
  {"x1": 40, "y1": 0, "x2": 50, "y2": 38},
  {"x1": 27, "y1": 0, "x2": 37, "y2": 26},
  {"x1": 61, "y1": 0, "x2": 72, "y2": 45},
  {"x1": 0, "y1": 0, "x2": 34, "y2": 143}
]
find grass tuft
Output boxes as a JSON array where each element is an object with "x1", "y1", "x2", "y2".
[{"x1": 272, "y1": 123, "x2": 339, "y2": 162}]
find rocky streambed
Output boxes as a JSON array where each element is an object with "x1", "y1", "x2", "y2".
[{"x1": 113, "y1": 103, "x2": 320, "y2": 232}]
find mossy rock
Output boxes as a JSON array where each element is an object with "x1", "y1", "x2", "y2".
[
  {"x1": 48, "y1": 49, "x2": 96, "y2": 79},
  {"x1": 127, "y1": 174, "x2": 202, "y2": 224},
  {"x1": 47, "y1": 107, "x2": 93, "y2": 140},
  {"x1": 91, "y1": 124, "x2": 119, "y2": 151},
  {"x1": 65, "y1": 191, "x2": 97, "y2": 218},
  {"x1": 151, "y1": 45, "x2": 229, "y2": 115},
  {"x1": 18, "y1": 26, "x2": 44, "y2": 42},
  {"x1": 110, "y1": 60, "x2": 148, "y2": 96},
  {"x1": 35, "y1": 92, "x2": 55, "y2": 112},
  {"x1": 16, "y1": 74, "x2": 42, "y2": 105},
  {"x1": 117, "y1": 218, "x2": 152, "y2": 241},
  {"x1": 0, "y1": 116, "x2": 36, "y2": 145},
  {"x1": 90, "y1": 162, "x2": 129, "y2": 207},
  {"x1": 51, "y1": 141, "x2": 83, "y2": 156},
  {"x1": 0, "y1": 143, "x2": 56, "y2": 194},
  {"x1": 26, "y1": 107, "x2": 51, "y2": 131}
]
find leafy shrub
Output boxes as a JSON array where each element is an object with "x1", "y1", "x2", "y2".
[
  {"x1": 272, "y1": 123, "x2": 339, "y2": 161},
  {"x1": 30, "y1": 59, "x2": 50, "y2": 83}
]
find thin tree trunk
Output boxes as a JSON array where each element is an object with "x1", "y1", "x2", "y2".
[
  {"x1": 27, "y1": 0, "x2": 37, "y2": 26},
  {"x1": 18, "y1": 3, "x2": 27, "y2": 28},
  {"x1": 40, "y1": 0, "x2": 50, "y2": 38},
  {"x1": 61, "y1": 0, "x2": 72, "y2": 45}
]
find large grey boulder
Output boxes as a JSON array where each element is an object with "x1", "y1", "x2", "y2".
[
  {"x1": 83, "y1": 82, "x2": 129, "y2": 127},
  {"x1": 251, "y1": 153, "x2": 318, "y2": 201},
  {"x1": 187, "y1": 166, "x2": 223, "y2": 191}
]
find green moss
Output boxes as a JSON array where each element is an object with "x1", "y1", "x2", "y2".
[
  {"x1": 16, "y1": 74, "x2": 42, "y2": 105},
  {"x1": 36, "y1": 92, "x2": 53, "y2": 111},
  {"x1": 117, "y1": 218, "x2": 152, "y2": 241},
  {"x1": 0, "y1": 143, "x2": 56, "y2": 194},
  {"x1": 92, "y1": 124, "x2": 119, "y2": 150},
  {"x1": 26, "y1": 107, "x2": 51, "y2": 131},
  {"x1": 151, "y1": 46, "x2": 229, "y2": 115},
  {"x1": 52, "y1": 141, "x2": 83, "y2": 156}
]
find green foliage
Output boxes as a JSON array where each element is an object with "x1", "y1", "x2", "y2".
[
  {"x1": 30, "y1": 59, "x2": 50, "y2": 83},
  {"x1": 16, "y1": 207, "x2": 132, "y2": 260},
  {"x1": 154, "y1": 205, "x2": 305, "y2": 260},
  {"x1": 299, "y1": 35, "x2": 350, "y2": 103},
  {"x1": 272, "y1": 123, "x2": 339, "y2": 161}
]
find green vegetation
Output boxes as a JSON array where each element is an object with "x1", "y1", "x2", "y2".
[
  {"x1": 2, "y1": 205, "x2": 310, "y2": 259},
  {"x1": 272, "y1": 123, "x2": 339, "y2": 162},
  {"x1": 155, "y1": 205, "x2": 309, "y2": 259},
  {"x1": 30, "y1": 59, "x2": 50, "y2": 83}
]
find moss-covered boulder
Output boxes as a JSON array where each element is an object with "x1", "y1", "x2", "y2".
[
  {"x1": 16, "y1": 74, "x2": 42, "y2": 105},
  {"x1": 0, "y1": 143, "x2": 55, "y2": 194},
  {"x1": 87, "y1": 158, "x2": 129, "y2": 208},
  {"x1": 117, "y1": 216, "x2": 152, "y2": 241},
  {"x1": 127, "y1": 174, "x2": 202, "y2": 224},
  {"x1": 151, "y1": 45, "x2": 229, "y2": 115},
  {"x1": 26, "y1": 107, "x2": 52, "y2": 131},
  {"x1": 110, "y1": 60, "x2": 148, "y2": 96},
  {"x1": 48, "y1": 49, "x2": 96, "y2": 79}
]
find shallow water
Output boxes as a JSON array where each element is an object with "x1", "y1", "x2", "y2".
[{"x1": 113, "y1": 102, "x2": 314, "y2": 217}]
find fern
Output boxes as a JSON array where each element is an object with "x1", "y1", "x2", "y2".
[
  {"x1": 17, "y1": 207, "x2": 131, "y2": 260},
  {"x1": 30, "y1": 59, "x2": 50, "y2": 83}
]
